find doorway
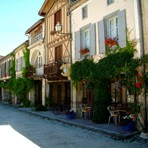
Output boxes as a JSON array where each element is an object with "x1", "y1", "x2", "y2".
[{"x1": 35, "y1": 80, "x2": 42, "y2": 105}]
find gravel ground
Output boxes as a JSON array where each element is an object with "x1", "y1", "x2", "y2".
[{"x1": 0, "y1": 104, "x2": 148, "y2": 148}]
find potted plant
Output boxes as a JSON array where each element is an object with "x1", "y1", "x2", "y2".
[
  {"x1": 122, "y1": 114, "x2": 136, "y2": 131},
  {"x1": 130, "y1": 103, "x2": 141, "y2": 120},
  {"x1": 66, "y1": 109, "x2": 76, "y2": 119}
]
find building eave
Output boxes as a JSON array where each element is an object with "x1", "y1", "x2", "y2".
[
  {"x1": 25, "y1": 18, "x2": 44, "y2": 34},
  {"x1": 38, "y1": 0, "x2": 55, "y2": 16}
]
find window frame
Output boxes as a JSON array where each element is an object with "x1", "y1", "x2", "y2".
[
  {"x1": 81, "y1": 28, "x2": 90, "y2": 49},
  {"x1": 107, "y1": 0, "x2": 114, "y2": 5},
  {"x1": 82, "y1": 5, "x2": 88, "y2": 19},
  {"x1": 36, "y1": 52, "x2": 42, "y2": 68},
  {"x1": 108, "y1": 15, "x2": 118, "y2": 39}
]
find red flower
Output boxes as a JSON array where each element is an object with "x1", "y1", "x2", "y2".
[
  {"x1": 137, "y1": 73, "x2": 141, "y2": 77},
  {"x1": 79, "y1": 48, "x2": 89, "y2": 55},
  {"x1": 135, "y1": 83, "x2": 140, "y2": 88},
  {"x1": 105, "y1": 38, "x2": 117, "y2": 47},
  {"x1": 138, "y1": 77, "x2": 143, "y2": 82},
  {"x1": 135, "y1": 82, "x2": 142, "y2": 88}
]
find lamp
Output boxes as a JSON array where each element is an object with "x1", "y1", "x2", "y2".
[
  {"x1": 55, "y1": 22, "x2": 62, "y2": 32},
  {"x1": 55, "y1": 22, "x2": 72, "y2": 37}
]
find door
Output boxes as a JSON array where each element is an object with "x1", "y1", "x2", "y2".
[
  {"x1": 65, "y1": 82, "x2": 71, "y2": 107},
  {"x1": 35, "y1": 81, "x2": 42, "y2": 105},
  {"x1": 57, "y1": 84, "x2": 62, "y2": 104}
]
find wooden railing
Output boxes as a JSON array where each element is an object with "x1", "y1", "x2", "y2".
[{"x1": 44, "y1": 61, "x2": 66, "y2": 80}]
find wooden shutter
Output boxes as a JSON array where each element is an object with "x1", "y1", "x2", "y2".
[
  {"x1": 98, "y1": 20, "x2": 105, "y2": 54},
  {"x1": 118, "y1": 9, "x2": 126, "y2": 48},
  {"x1": 75, "y1": 31, "x2": 81, "y2": 59},
  {"x1": 90, "y1": 23, "x2": 96, "y2": 56},
  {"x1": 55, "y1": 45, "x2": 62, "y2": 62},
  {"x1": 54, "y1": 10, "x2": 61, "y2": 26}
]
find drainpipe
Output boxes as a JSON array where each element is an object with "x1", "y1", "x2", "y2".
[
  {"x1": 68, "y1": 0, "x2": 74, "y2": 111},
  {"x1": 137, "y1": 0, "x2": 147, "y2": 133},
  {"x1": 42, "y1": 20, "x2": 46, "y2": 106}
]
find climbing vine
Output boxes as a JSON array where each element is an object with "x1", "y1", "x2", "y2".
[
  {"x1": 70, "y1": 31, "x2": 147, "y2": 123},
  {"x1": 0, "y1": 47, "x2": 34, "y2": 105},
  {"x1": 13, "y1": 47, "x2": 34, "y2": 104}
]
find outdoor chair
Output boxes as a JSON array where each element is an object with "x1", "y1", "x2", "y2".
[
  {"x1": 79, "y1": 104, "x2": 91, "y2": 119},
  {"x1": 107, "y1": 106, "x2": 120, "y2": 124}
]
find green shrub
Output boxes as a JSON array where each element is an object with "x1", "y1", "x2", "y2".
[
  {"x1": 35, "y1": 105, "x2": 47, "y2": 111},
  {"x1": 22, "y1": 98, "x2": 31, "y2": 107}
]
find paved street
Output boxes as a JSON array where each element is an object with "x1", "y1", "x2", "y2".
[{"x1": 0, "y1": 104, "x2": 148, "y2": 148}]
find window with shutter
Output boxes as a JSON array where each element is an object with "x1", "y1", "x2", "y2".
[
  {"x1": 75, "y1": 24, "x2": 96, "y2": 59},
  {"x1": 98, "y1": 10, "x2": 126, "y2": 54}
]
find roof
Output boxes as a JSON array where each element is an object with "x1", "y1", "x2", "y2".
[
  {"x1": 38, "y1": 0, "x2": 55, "y2": 16},
  {"x1": 25, "y1": 18, "x2": 44, "y2": 34}
]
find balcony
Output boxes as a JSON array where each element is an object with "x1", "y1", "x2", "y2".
[
  {"x1": 25, "y1": 66, "x2": 44, "y2": 80},
  {"x1": 44, "y1": 61, "x2": 67, "y2": 81}
]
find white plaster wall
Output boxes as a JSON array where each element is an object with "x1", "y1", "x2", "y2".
[
  {"x1": 29, "y1": 43, "x2": 44, "y2": 75},
  {"x1": 29, "y1": 43, "x2": 44, "y2": 65},
  {"x1": 29, "y1": 42, "x2": 45, "y2": 105},
  {"x1": 71, "y1": 0, "x2": 140, "y2": 60}
]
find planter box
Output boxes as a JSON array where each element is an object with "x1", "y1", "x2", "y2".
[{"x1": 66, "y1": 113, "x2": 75, "y2": 119}]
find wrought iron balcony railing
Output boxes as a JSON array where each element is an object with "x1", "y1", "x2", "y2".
[{"x1": 44, "y1": 61, "x2": 67, "y2": 81}]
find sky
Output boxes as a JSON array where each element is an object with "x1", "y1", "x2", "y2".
[{"x1": 0, "y1": 0, "x2": 45, "y2": 56}]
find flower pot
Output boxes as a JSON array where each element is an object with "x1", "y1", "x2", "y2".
[
  {"x1": 66, "y1": 113, "x2": 75, "y2": 119},
  {"x1": 122, "y1": 121, "x2": 136, "y2": 131}
]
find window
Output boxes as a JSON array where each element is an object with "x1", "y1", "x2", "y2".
[
  {"x1": 16, "y1": 57, "x2": 24, "y2": 72},
  {"x1": 80, "y1": 28, "x2": 90, "y2": 59},
  {"x1": 36, "y1": 52, "x2": 42, "y2": 68},
  {"x1": 82, "y1": 6, "x2": 88, "y2": 19},
  {"x1": 106, "y1": 16, "x2": 118, "y2": 39},
  {"x1": 82, "y1": 28, "x2": 90, "y2": 49},
  {"x1": 54, "y1": 10, "x2": 61, "y2": 29},
  {"x1": 82, "y1": 83, "x2": 93, "y2": 105},
  {"x1": 107, "y1": 0, "x2": 114, "y2": 5},
  {"x1": 31, "y1": 32, "x2": 42, "y2": 44},
  {"x1": 111, "y1": 81, "x2": 122, "y2": 103}
]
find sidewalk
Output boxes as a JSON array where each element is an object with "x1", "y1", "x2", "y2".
[{"x1": 2, "y1": 103, "x2": 140, "y2": 140}]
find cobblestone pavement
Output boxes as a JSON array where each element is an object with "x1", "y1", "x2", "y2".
[{"x1": 0, "y1": 104, "x2": 148, "y2": 148}]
